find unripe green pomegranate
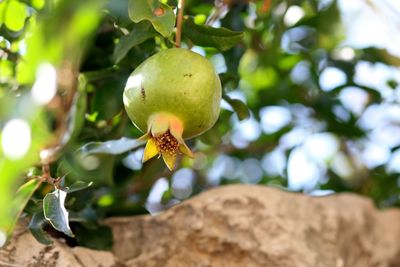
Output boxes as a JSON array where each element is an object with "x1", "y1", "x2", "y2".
[{"x1": 123, "y1": 48, "x2": 222, "y2": 170}]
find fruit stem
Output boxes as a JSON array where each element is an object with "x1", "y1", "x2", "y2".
[{"x1": 175, "y1": 0, "x2": 185, "y2": 47}]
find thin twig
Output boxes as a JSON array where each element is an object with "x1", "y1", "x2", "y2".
[
  {"x1": 40, "y1": 163, "x2": 62, "y2": 188},
  {"x1": 175, "y1": 0, "x2": 185, "y2": 47},
  {"x1": 41, "y1": 164, "x2": 52, "y2": 184}
]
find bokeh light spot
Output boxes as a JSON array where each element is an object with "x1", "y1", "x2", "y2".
[
  {"x1": 0, "y1": 230, "x2": 6, "y2": 248},
  {"x1": 319, "y1": 67, "x2": 346, "y2": 91},
  {"x1": 2, "y1": 119, "x2": 31, "y2": 160},
  {"x1": 284, "y1": 6, "x2": 305, "y2": 26},
  {"x1": 31, "y1": 63, "x2": 57, "y2": 105},
  {"x1": 260, "y1": 106, "x2": 291, "y2": 134}
]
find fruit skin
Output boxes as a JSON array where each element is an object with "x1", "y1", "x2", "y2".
[{"x1": 123, "y1": 48, "x2": 221, "y2": 139}]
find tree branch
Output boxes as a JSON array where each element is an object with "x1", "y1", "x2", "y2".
[{"x1": 175, "y1": 0, "x2": 185, "y2": 47}]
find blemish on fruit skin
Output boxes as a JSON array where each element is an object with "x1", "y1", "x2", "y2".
[
  {"x1": 141, "y1": 86, "x2": 146, "y2": 100},
  {"x1": 183, "y1": 73, "x2": 193, "y2": 78},
  {"x1": 153, "y1": 7, "x2": 165, "y2": 16}
]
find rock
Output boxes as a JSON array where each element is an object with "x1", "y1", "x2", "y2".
[
  {"x1": 0, "y1": 222, "x2": 120, "y2": 267},
  {"x1": 2, "y1": 185, "x2": 400, "y2": 267}
]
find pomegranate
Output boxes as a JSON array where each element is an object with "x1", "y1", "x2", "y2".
[{"x1": 123, "y1": 48, "x2": 221, "y2": 170}]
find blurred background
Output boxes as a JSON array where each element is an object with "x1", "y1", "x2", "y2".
[{"x1": 1, "y1": 0, "x2": 400, "y2": 248}]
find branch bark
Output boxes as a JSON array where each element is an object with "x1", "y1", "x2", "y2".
[{"x1": 175, "y1": 0, "x2": 185, "y2": 47}]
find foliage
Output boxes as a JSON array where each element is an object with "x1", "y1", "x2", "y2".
[{"x1": 1, "y1": 0, "x2": 400, "y2": 249}]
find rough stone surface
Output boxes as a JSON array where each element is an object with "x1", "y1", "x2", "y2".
[
  {"x1": 0, "y1": 222, "x2": 120, "y2": 267},
  {"x1": 2, "y1": 185, "x2": 400, "y2": 267}
]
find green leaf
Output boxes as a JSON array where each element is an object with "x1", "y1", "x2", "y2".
[
  {"x1": 3, "y1": 0, "x2": 28, "y2": 32},
  {"x1": 31, "y1": 0, "x2": 45, "y2": 10},
  {"x1": 19, "y1": 0, "x2": 105, "y2": 83},
  {"x1": 68, "y1": 207, "x2": 97, "y2": 226},
  {"x1": 64, "y1": 181, "x2": 93, "y2": 193},
  {"x1": 128, "y1": 0, "x2": 175, "y2": 37},
  {"x1": 28, "y1": 212, "x2": 53, "y2": 245},
  {"x1": 60, "y1": 153, "x2": 115, "y2": 186},
  {"x1": 387, "y1": 79, "x2": 398, "y2": 90},
  {"x1": 8, "y1": 179, "x2": 42, "y2": 234},
  {"x1": 43, "y1": 189, "x2": 74, "y2": 237},
  {"x1": 161, "y1": 188, "x2": 172, "y2": 204},
  {"x1": 182, "y1": 18, "x2": 244, "y2": 51},
  {"x1": 88, "y1": 71, "x2": 126, "y2": 121},
  {"x1": 80, "y1": 137, "x2": 145, "y2": 155},
  {"x1": 223, "y1": 94, "x2": 250, "y2": 121},
  {"x1": 113, "y1": 21, "x2": 157, "y2": 63},
  {"x1": 74, "y1": 225, "x2": 113, "y2": 250},
  {"x1": 0, "y1": 60, "x2": 14, "y2": 81},
  {"x1": 198, "y1": 128, "x2": 222, "y2": 146}
]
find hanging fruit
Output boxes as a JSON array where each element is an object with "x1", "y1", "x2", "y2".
[{"x1": 123, "y1": 48, "x2": 222, "y2": 170}]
